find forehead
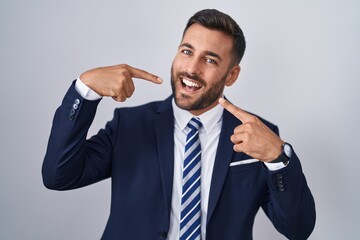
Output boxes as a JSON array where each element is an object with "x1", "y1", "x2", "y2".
[{"x1": 181, "y1": 24, "x2": 233, "y2": 58}]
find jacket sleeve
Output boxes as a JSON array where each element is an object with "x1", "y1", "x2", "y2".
[
  {"x1": 42, "y1": 81, "x2": 117, "y2": 190},
  {"x1": 261, "y1": 126, "x2": 316, "y2": 239}
]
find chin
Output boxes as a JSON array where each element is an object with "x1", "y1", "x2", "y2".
[{"x1": 174, "y1": 95, "x2": 194, "y2": 110}]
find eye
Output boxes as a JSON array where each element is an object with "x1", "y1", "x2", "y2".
[
  {"x1": 181, "y1": 49, "x2": 192, "y2": 56},
  {"x1": 206, "y1": 58, "x2": 217, "y2": 65}
]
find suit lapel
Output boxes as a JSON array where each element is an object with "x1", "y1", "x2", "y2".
[
  {"x1": 154, "y1": 97, "x2": 175, "y2": 214},
  {"x1": 207, "y1": 110, "x2": 240, "y2": 223}
]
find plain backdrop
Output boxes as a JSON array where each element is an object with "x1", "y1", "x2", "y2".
[{"x1": 1, "y1": 0, "x2": 359, "y2": 239}]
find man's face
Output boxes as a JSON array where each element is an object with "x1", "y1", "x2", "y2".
[{"x1": 171, "y1": 23, "x2": 239, "y2": 116}]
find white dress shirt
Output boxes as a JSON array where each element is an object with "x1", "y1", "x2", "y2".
[
  {"x1": 168, "y1": 99, "x2": 223, "y2": 239},
  {"x1": 74, "y1": 78, "x2": 286, "y2": 239}
]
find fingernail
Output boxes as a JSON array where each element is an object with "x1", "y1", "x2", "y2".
[
  {"x1": 157, "y1": 77, "x2": 163, "y2": 83},
  {"x1": 219, "y1": 98, "x2": 225, "y2": 103}
]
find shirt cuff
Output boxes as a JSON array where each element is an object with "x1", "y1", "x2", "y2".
[
  {"x1": 264, "y1": 161, "x2": 287, "y2": 171},
  {"x1": 75, "y1": 77, "x2": 102, "y2": 100}
]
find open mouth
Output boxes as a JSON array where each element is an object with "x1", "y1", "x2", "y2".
[{"x1": 181, "y1": 77, "x2": 203, "y2": 92}]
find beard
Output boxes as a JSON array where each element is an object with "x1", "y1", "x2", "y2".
[{"x1": 171, "y1": 66, "x2": 228, "y2": 111}]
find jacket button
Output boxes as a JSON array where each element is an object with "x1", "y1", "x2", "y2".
[
  {"x1": 74, "y1": 98, "x2": 80, "y2": 105},
  {"x1": 159, "y1": 231, "x2": 167, "y2": 239},
  {"x1": 69, "y1": 108, "x2": 76, "y2": 120}
]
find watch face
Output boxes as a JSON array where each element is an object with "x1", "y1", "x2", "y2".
[{"x1": 284, "y1": 143, "x2": 292, "y2": 158}]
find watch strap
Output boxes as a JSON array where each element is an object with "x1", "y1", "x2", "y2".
[
  {"x1": 271, "y1": 152, "x2": 289, "y2": 164},
  {"x1": 270, "y1": 142, "x2": 291, "y2": 164}
]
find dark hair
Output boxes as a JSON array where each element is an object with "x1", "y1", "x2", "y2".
[{"x1": 183, "y1": 9, "x2": 246, "y2": 65}]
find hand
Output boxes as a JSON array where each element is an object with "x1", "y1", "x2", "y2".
[
  {"x1": 219, "y1": 98, "x2": 284, "y2": 162},
  {"x1": 80, "y1": 64, "x2": 163, "y2": 102}
]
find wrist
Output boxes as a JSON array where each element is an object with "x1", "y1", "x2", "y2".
[
  {"x1": 76, "y1": 77, "x2": 102, "y2": 101},
  {"x1": 267, "y1": 140, "x2": 284, "y2": 161},
  {"x1": 79, "y1": 71, "x2": 93, "y2": 88},
  {"x1": 270, "y1": 142, "x2": 292, "y2": 164}
]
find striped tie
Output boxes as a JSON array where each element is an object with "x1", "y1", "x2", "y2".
[{"x1": 180, "y1": 117, "x2": 202, "y2": 240}]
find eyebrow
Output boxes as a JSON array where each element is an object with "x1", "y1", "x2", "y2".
[{"x1": 180, "y1": 43, "x2": 223, "y2": 62}]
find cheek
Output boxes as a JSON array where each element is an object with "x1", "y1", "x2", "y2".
[
  {"x1": 172, "y1": 55, "x2": 183, "y2": 69},
  {"x1": 173, "y1": 54, "x2": 194, "y2": 72},
  {"x1": 204, "y1": 72, "x2": 223, "y2": 85}
]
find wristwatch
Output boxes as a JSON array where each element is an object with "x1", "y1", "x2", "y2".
[{"x1": 271, "y1": 142, "x2": 292, "y2": 164}]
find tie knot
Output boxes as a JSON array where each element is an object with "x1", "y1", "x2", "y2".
[{"x1": 187, "y1": 117, "x2": 202, "y2": 131}]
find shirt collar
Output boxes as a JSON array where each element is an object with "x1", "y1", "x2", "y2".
[{"x1": 172, "y1": 98, "x2": 224, "y2": 134}]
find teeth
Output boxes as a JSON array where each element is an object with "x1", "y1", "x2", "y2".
[{"x1": 183, "y1": 79, "x2": 201, "y2": 88}]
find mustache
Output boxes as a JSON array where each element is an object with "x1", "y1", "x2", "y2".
[{"x1": 176, "y1": 72, "x2": 206, "y2": 86}]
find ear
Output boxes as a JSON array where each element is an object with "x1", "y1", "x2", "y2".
[{"x1": 225, "y1": 65, "x2": 241, "y2": 87}]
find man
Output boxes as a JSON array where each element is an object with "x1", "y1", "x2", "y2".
[{"x1": 42, "y1": 9, "x2": 315, "y2": 240}]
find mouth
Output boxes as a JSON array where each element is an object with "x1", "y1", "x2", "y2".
[{"x1": 181, "y1": 77, "x2": 203, "y2": 92}]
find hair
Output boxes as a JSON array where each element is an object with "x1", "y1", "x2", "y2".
[{"x1": 183, "y1": 9, "x2": 246, "y2": 65}]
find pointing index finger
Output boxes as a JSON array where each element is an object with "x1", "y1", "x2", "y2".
[
  {"x1": 219, "y1": 98, "x2": 252, "y2": 122},
  {"x1": 127, "y1": 65, "x2": 163, "y2": 84}
]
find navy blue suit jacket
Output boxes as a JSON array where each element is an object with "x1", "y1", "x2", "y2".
[{"x1": 42, "y1": 82, "x2": 315, "y2": 239}]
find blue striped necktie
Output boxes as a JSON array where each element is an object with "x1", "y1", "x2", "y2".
[{"x1": 180, "y1": 117, "x2": 202, "y2": 240}]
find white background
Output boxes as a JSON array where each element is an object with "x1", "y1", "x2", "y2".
[{"x1": 1, "y1": 0, "x2": 359, "y2": 239}]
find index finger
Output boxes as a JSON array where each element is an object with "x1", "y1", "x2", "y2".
[
  {"x1": 218, "y1": 98, "x2": 253, "y2": 122},
  {"x1": 127, "y1": 65, "x2": 163, "y2": 84}
]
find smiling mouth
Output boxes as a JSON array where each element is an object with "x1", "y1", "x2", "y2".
[{"x1": 181, "y1": 77, "x2": 203, "y2": 92}]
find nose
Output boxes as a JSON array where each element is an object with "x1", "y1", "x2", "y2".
[{"x1": 185, "y1": 57, "x2": 202, "y2": 76}]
